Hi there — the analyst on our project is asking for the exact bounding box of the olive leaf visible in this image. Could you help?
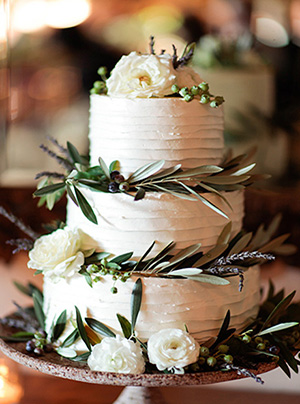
[168,268,203,277]
[185,274,230,285]
[217,222,232,245]
[75,306,91,351]
[256,322,299,337]
[131,278,142,335]
[61,329,80,348]
[98,157,110,180]
[129,160,165,183]
[117,314,132,339]
[73,186,98,225]
[160,243,201,271]
[67,141,83,165]
[110,252,133,265]
[57,347,77,358]
[260,291,296,331]
[33,182,66,197]
[228,232,252,255]
[32,290,45,329]
[193,244,228,267]
[51,310,67,342]
[85,317,116,338]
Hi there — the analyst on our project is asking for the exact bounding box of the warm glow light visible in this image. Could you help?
[45,0,91,29]
[254,17,289,47]
[12,0,47,33]
[291,0,300,45]
[0,361,23,404]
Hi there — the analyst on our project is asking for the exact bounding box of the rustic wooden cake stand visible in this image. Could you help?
[0,323,277,404]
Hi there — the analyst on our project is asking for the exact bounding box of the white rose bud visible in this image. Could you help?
[27,227,84,282]
[88,335,145,374]
[106,51,177,98]
[147,328,200,372]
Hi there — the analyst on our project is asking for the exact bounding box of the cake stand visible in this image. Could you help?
[0,323,278,404]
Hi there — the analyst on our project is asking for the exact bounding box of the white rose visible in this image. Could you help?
[175,66,203,89]
[28,227,83,281]
[147,329,200,372]
[106,51,176,98]
[87,335,145,374]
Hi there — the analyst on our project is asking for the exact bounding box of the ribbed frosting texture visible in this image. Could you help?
[67,190,244,257]
[43,267,260,344]
[89,95,224,177]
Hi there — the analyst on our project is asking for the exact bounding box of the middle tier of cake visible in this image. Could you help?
[67,189,244,257]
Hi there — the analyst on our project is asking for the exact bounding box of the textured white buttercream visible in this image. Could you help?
[43,267,260,345]
[66,190,244,257]
[89,95,224,177]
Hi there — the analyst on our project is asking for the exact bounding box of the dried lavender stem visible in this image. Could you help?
[149,36,155,55]
[46,136,69,157]
[39,144,73,171]
[35,171,65,180]
[224,363,264,384]
[0,206,39,240]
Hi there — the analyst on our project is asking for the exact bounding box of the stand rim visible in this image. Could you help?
[0,333,277,387]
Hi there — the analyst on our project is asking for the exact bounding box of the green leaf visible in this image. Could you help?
[177,182,229,218]
[261,291,296,331]
[85,252,110,265]
[98,157,110,180]
[73,186,98,224]
[67,141,83,164]
[149,164,182,180]
[150,184,198,201]
[32,290,45,329]
[277,357,291,378]
[61,329,80,348]
[85,318,116,338]
[51,310,67,342]
[0,335,33,342]
[210,310,234,350]
[134,188,146,201]
[161,243,201,270]
[256,322,299,337]
[11,331,34,338]
[231,163,256,176]
[185,274,230,285]
[193,244,228,267]
[78,268,93,288]
[133,241,156,272]
[228,232,252,255]
[13,281,32,297]
[71,352,91,362]
[131,278,143,335]
[217,222,232,245]
[202,175,250,185]
[168,268,202,277]
[170,165,223,178]
[259,234,290,253]
[66,184,78,206]
[109,160,120,173]
[129,160,165,183]
[117,314,132,339]
[143,241,174,272]
[57,347,77,358]
[75,306,91,351]
[33,182,66,197]
[110,252,133,265]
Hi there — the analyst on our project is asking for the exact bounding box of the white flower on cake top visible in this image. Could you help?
[106,51,202,98]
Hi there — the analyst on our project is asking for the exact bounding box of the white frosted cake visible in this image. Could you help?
[25,43,281,374]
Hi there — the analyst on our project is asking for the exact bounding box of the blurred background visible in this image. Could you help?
[0,0,300,261]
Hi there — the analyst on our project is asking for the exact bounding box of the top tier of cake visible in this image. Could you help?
[89,95,224,177]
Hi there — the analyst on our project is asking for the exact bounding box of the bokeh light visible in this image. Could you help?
[254,17,289,47]
[45,0,91,29]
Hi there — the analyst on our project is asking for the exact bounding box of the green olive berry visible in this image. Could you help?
[200,346,210,357]
[256,343,266,351]
[210,100,218,108]
[110,286,118,294]
[184,94,193,102]
[198,356,206,365]
[190,85,199,95]
[97,66,107,76]
[200,94,210,104]
[90,88,97,94]
[94,80,105,90]
[199,82,209,92]
[242,334,252,344]
[218,344,229,354]
[171,84,179,93]
[179,87,189,97]
[254,336,264,344]
[207,356,217,367]
[224,354,233,364]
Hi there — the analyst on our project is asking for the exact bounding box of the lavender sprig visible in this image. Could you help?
[39,144,73,171]
[215,251,275,266]
[149,36,155,55]
[223,363,264,384]
[205,265,245,292]
[35,171,65,181]
[0,206,39,240]
[6,238,34,254]
[47,136,69,157]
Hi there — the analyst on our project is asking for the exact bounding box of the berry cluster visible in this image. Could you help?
[172,82,224,107]
[90,67,108,95]
[190,343,233,372]
[25,330,53,356]
[108,170,130,193]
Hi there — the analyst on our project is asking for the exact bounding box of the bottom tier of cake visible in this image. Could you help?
[43,266,260,350]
